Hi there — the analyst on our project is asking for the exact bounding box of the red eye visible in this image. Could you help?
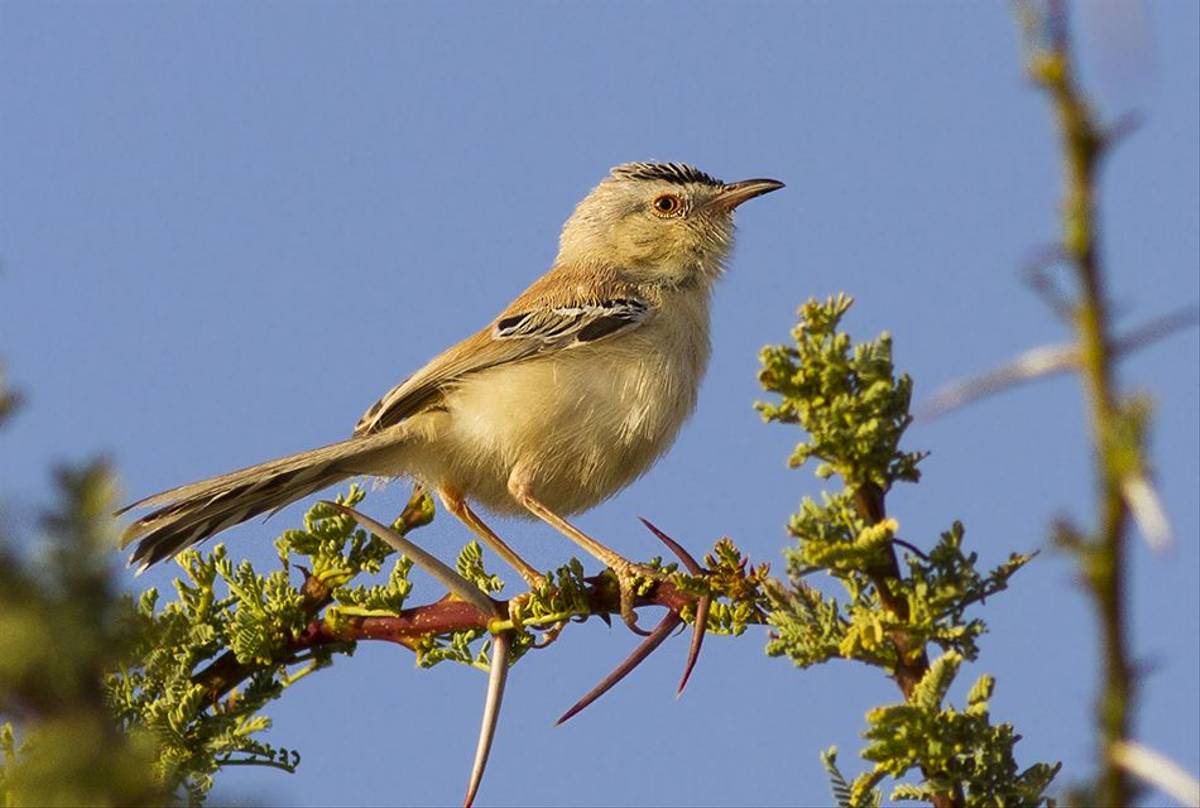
[652,194,682,216]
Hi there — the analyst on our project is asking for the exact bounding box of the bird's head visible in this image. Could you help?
[557,162,784,287]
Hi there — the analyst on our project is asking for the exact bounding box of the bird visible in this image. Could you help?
[119,161,783,624]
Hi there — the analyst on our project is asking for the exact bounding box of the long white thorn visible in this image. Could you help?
[323,502,499,617]
[464,632,511,808]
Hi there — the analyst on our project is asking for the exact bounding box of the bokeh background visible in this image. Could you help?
[2,3,1196,806]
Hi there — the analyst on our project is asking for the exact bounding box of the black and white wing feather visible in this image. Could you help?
[492,298,650,345]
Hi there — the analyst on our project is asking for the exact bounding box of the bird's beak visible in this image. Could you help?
[712,178,785,211]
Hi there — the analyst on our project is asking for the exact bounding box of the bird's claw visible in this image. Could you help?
[610,560,658,637]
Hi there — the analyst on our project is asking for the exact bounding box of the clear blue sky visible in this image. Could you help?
[2,3,1196,806]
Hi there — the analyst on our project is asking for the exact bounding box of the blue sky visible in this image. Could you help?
[2,3,1196,806]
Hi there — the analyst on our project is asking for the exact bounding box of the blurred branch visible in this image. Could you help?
[1110,740,1200,807]
[0,366,20,426]
[1018,0,1145,802]
[1118,473,1172,553]
[916,304,1199,420]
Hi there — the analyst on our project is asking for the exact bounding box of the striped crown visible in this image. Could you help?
[610,161,723,187]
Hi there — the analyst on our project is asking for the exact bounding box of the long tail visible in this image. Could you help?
[118,431,405,572]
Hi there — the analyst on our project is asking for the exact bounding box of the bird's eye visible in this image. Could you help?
[651,194,683,216]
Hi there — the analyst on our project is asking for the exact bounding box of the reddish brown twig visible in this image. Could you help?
[193,564,699,707]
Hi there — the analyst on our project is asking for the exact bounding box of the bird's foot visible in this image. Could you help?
[503,571,553,629]
[607,558,663,636]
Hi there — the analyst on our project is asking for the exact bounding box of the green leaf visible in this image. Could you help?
[911,651,962,712]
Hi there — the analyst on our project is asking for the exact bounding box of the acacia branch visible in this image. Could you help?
[194,572,700,707]
[852,483,959,808]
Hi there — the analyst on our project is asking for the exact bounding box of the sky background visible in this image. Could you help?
[2,3,1197,806]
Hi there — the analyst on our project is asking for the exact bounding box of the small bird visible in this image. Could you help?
[119,161,783,622]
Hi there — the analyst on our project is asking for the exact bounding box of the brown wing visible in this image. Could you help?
[353,264,652,436]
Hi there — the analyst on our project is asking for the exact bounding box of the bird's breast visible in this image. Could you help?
[426,293,713,516]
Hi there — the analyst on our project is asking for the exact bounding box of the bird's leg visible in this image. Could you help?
[508,480,654,634]
[438,487,545,589]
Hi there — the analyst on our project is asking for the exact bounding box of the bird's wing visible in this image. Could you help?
[354,265,652,435]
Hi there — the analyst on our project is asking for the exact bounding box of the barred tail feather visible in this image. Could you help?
[120,432,405,571]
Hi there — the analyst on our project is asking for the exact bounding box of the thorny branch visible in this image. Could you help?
[185,506,751,807]
[1018,1,1139,803]
[192,558,705,708]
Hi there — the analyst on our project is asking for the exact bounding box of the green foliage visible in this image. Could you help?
[412,541,507,670]
[786,492,895,573]
[455,540,507,596]
[758,293,926,488]
[102,485,433,803]
[0,297,1068,807]
[669,538,772,636]
[0,443,774,805]
[1,462,169,807]
[758,296,1058,806]
[769,517,1035,672]
[414,626,490,670]
[507,558,591,633]
[864,652,1061,806]
[822,746,883,808]
[111,546,305,799]
[898,524,1034,663]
